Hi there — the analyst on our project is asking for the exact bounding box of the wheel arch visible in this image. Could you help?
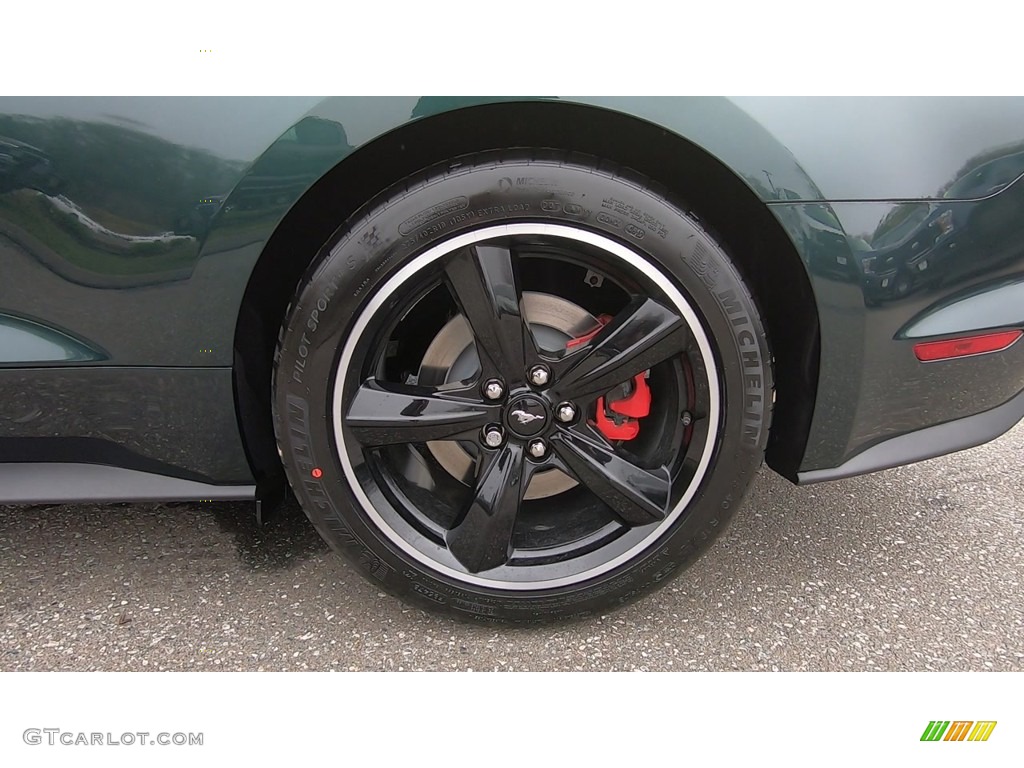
[233,100,819,484]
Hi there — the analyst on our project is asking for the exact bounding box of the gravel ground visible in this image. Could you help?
[1,422,1022,672]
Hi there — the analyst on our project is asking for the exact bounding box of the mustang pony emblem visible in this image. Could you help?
[510,409,544,425]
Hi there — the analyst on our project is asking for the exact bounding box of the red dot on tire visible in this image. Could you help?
[311,467,323,479]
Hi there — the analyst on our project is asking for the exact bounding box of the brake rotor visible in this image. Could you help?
[419,292,598,500]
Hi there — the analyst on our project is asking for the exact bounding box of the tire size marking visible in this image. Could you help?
[447,203,535,229]
[600,197,669,239]
[398,197,469,236]
[399,203,533,250]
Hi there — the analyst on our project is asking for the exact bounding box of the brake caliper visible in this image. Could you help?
[566,316,652,441]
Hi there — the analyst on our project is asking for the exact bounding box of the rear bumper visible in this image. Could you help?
[798,385,1024,483]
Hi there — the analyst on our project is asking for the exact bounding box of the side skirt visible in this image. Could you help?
[0,463,255,504]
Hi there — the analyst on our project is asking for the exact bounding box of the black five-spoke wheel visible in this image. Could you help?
[274,153,771,622]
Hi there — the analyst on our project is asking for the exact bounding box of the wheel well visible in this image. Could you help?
[234,101,819,483]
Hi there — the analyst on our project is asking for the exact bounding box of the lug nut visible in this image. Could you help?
[483,379,504,400]
[482,426,504,448]
[528,439,547,459]
[528,365,550,387]
[556,402,577,423]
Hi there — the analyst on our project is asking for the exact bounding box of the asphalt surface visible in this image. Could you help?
[1,422,1022,672]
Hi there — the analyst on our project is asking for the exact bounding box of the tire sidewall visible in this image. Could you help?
[273,156,771,622]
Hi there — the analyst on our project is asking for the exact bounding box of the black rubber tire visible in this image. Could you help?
[272,151,773,624]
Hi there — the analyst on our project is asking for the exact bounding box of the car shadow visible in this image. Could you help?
[207,494,330,571]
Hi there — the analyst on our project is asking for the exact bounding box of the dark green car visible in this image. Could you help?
[2,97,1022,622]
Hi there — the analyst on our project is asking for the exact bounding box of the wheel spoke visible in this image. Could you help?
[446,442,530,573]
[444,243,537,382]
[550,430,670,526]
[553,298,689,402]
[345,378,497,447]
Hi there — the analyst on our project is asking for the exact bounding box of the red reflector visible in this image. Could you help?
[913,330,1022,362]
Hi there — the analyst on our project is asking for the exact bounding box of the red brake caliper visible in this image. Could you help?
[566,316,652,441]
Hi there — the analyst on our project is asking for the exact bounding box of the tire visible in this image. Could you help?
[272,151,772,623]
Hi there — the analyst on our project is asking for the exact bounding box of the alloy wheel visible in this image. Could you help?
[331,223,721,588]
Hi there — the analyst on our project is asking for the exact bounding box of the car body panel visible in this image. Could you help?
[771,181,1024,470]
[899,277,1024,339]
[1,96,1023,490]
[3,95,1021,368]
[0,366,252,482]
[731,97,1024,201]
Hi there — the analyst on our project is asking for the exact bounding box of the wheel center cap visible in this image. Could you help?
[505,395,548,437]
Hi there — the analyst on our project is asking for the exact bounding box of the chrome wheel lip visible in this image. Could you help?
[332,223,721,590]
